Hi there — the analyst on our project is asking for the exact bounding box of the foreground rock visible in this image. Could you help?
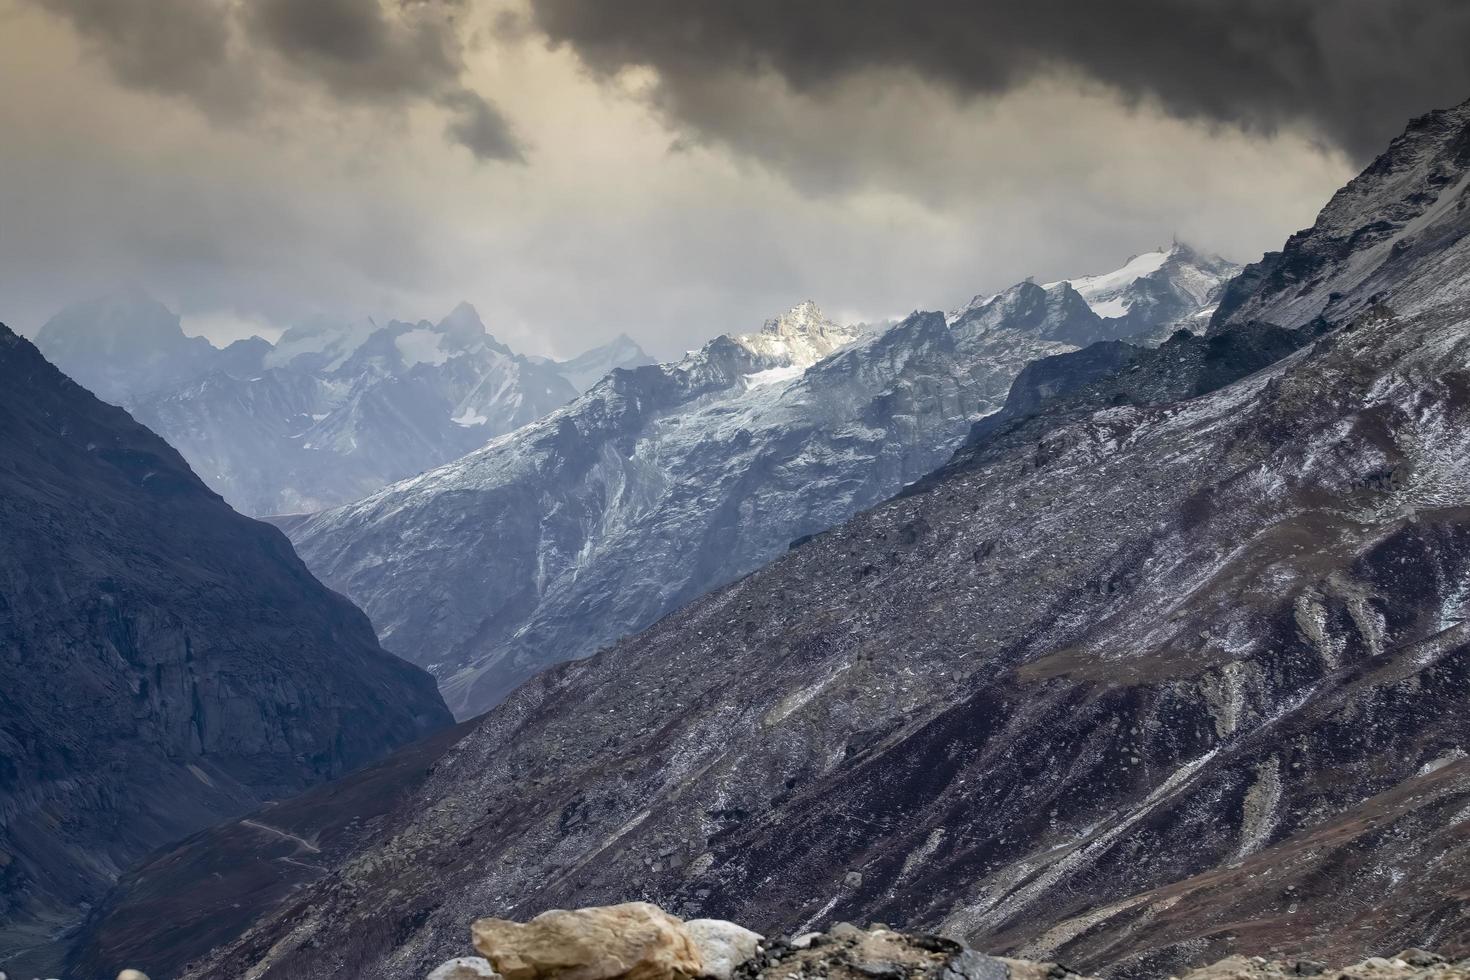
[685,920,764,980]
[471,903,702,980]
[432,914,1470,980]
[429,958,501,980]
[1177,951,1467,980]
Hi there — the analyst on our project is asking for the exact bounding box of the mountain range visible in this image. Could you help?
[287,247,1236,717]
[33,298,653,516]
[75,96,1470,980]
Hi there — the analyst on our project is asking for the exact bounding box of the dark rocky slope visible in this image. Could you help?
[92,99,1470,980]
[0,325,452,976]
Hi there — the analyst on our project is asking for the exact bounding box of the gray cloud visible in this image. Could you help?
[29,0,522,161]
[440,89,525,163]
[246,0,455,101]
[0,0,1359,363]
[527,0,1470,163]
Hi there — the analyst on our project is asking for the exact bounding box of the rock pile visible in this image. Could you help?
[426,905,1470,980]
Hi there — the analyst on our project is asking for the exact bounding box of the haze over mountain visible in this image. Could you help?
[0,324,451,977]
[33,298,650,515]
[81,95,1470,980]
[288,247,1234,717]
[8,4,1470,980]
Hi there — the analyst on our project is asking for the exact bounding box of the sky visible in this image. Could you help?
[2,1,1467,360]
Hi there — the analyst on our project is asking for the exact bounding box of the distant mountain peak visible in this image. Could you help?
[733,301,861,368]
[1037,243,1239,329]
[32,290,214,403]
[552,333,656,393]
[436,301,486,336]
[434,301,510,356]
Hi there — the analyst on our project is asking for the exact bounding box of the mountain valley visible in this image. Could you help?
[58,93,1470,980]
[288,249,1235,717]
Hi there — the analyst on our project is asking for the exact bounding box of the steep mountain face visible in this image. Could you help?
[0,325,451,977]
[1212,103,1470,332]
[156,99,1470,980]
[107,302,581,515]
[287,293,1123,717]
[545,333,656,393]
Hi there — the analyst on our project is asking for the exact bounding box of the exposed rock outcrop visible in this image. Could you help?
[472,903,703,980]
[425,914,1470,980]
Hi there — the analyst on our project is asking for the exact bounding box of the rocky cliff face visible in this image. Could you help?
[285,292,1133,717]
[0,325,452,977]
[144,98,1470,980]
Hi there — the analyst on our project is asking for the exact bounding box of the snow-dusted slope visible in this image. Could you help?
[1214,100,1470,332]
[732,299,862,365]
[101,303,579,515]
[288,296,1117,716]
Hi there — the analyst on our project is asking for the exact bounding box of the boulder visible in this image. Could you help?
[684,919,762,980]
[471,902,702,980]
[429,957,502,980]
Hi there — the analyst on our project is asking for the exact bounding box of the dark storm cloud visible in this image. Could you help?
[526,0,1470,162]
[245,0,458,102]
[30,0,523,162]
[32,0,257,116]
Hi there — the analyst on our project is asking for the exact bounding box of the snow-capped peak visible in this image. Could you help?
[1046,248,1171,314]
[732,301,862,369]
[1042,242,1237,322]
